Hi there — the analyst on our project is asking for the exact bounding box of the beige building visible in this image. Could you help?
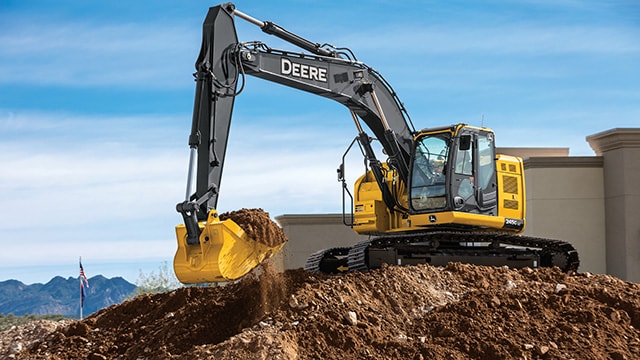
[275,128,640,283]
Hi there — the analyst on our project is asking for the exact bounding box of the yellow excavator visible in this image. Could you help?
[174,3,579,284]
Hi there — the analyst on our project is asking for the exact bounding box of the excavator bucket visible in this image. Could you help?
[174,209,286,284]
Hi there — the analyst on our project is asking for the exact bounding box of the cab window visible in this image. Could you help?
[410,135,449,211]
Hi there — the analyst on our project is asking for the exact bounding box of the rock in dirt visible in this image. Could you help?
[11,262,640,359]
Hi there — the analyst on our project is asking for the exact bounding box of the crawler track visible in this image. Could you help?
[306,231,579,274]
[305,247,350,273]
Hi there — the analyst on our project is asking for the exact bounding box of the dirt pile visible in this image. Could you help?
[10,262,640,359]
[0,319,72,359]
[220,208,287,247]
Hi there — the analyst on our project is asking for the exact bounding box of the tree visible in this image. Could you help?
[134,261,181,295]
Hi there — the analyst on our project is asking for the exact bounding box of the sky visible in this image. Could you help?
[1,0,638,285]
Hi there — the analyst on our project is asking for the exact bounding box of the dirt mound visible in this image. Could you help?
[0,319,72,359]
[13,263,640,359]
[220,208,287,247]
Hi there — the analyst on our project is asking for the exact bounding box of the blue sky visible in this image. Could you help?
[1,0,638,285]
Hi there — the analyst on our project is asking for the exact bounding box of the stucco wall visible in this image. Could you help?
[587,128,640,282]
[523,157,606,274]
[275,214,367,270]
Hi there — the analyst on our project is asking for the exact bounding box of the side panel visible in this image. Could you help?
[496,154,526,228]
[352,170,392,234]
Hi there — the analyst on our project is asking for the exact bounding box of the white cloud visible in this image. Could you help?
[0,109,365,272]
[0,237,174,268]
[0,111,186,230]
[219,148,347,213]
[0,148,185,227]
[0,17,197,88]
[340,24,640,56]
[3,5,637,92]
[214,117,365,215]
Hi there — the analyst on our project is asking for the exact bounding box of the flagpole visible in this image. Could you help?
[79,256,83,320]
[80,276,83,320]
[79,256,89,320]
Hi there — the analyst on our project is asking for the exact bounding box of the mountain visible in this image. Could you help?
[0,275,137,318]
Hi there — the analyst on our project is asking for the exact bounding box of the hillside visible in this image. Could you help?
[8,262,640,359]
[0,275,136,317]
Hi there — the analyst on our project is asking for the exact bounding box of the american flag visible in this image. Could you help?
[80,259,89,307]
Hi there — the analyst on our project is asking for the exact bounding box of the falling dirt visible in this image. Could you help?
[220,208,287,247]
[9,261,640,360]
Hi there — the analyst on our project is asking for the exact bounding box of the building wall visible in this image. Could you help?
[275,214,367,270]
[587,128,640,283]
[522,157,606,274]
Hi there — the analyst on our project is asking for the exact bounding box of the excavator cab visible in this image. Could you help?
[409,125,502,218]
[352,123,526,235]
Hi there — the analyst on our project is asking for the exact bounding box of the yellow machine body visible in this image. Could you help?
[174,210,284,284]
[352,125,527,236]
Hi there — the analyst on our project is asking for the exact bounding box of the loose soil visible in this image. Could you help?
[220,208,287,247]
[8,262,640,359]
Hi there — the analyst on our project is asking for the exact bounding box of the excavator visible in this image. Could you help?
[174,3,579,284]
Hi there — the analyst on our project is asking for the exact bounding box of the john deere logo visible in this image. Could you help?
[281,57,327,82]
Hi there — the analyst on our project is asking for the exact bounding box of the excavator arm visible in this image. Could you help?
[176,5,238,244]
[174,3,417,283]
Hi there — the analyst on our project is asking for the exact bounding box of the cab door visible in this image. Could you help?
[450,130,498,216]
